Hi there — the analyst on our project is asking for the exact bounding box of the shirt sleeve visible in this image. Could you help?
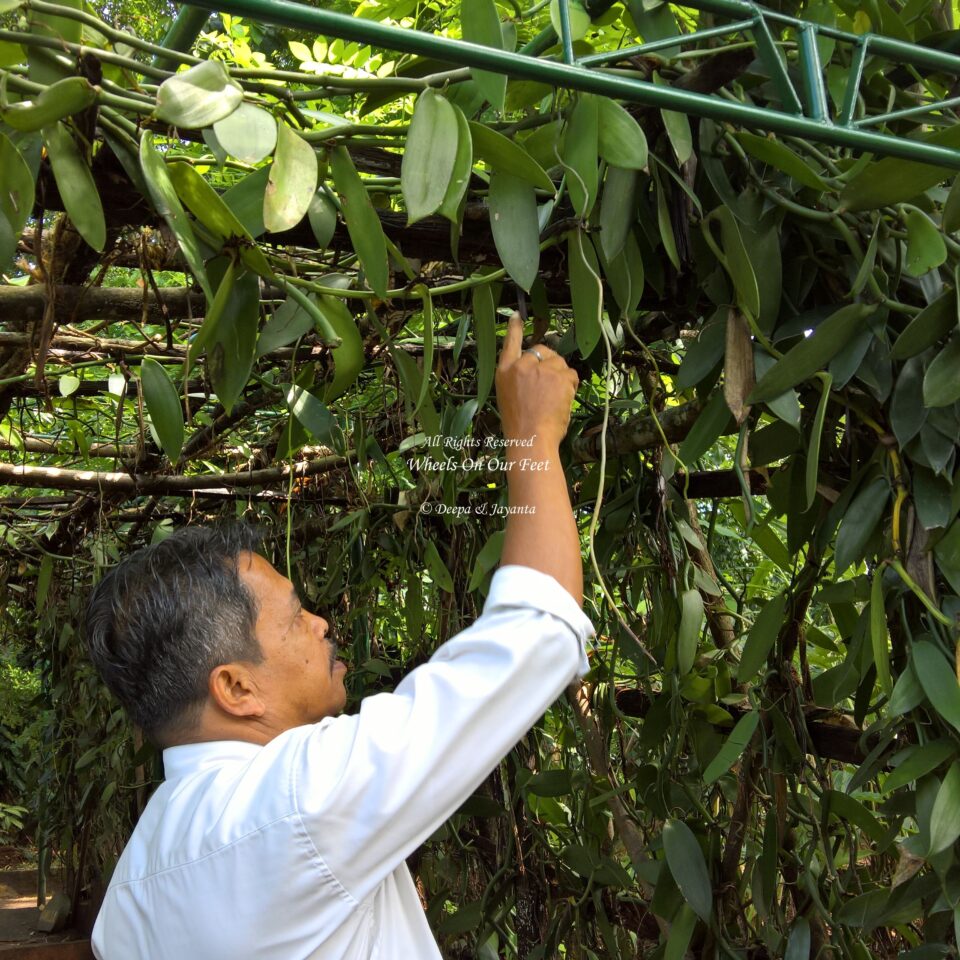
[293,564,595,902]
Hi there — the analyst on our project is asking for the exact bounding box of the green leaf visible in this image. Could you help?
[850,220,880,297]
[749,303,875,402]
[601,232,644,318]
[659,104,692,166]
[320,296,364,401]
[569,229,602,358]
[330,145,389,298]
[221,167,269,238]
[944,174,960,233]
[439,103,473,223]
[58,373,79,397]
[286,384,335,443]
[155,60,243,129]
[424,540,454,592]
[140,132,213,303]
[560,94,599,218]
[891,289,956,360]
[488,170,540,292]
[676,315,725,390]
[822,790,885,843]
[703,710,759,784]
[469,122,554,193]
[166,163,271,277]
[904,209,947,277]
[913,641,960,735]
[804,374,832,509]
[923,333,960,407]
[676,389,733,465]
[784,918,811,960]
[599,166,638,260]
[928,762,960,855]
[461,0,506,112]
[187,257,236,372]
[839,125,960,212]
[212,102,277,165]
[0,129,35,270]
[870,568,891,696]
[597,100,648,171]
[662,820,712,922]
[655,169,680,271]
[753,351,801,429]
[663,905,697,960]
[140,358,183,462]
[264,123,318,233]
[256,296,316,357]
[834,477,890,576]
[413,285,433,416]
[207,266,259,414]
[307,189,338,249]
[737,592,786,683]
[42,121,105,252]
[26,0,82,85]
[549,0,590,40]
[677,588,703,676]
[735,132,829,191]
[708,206,759,318]
[401,89,460,224]
[883,742,956,793]
[914,465,953,530]
[472,282,497,408]
[1,76,96,132]
[891,356,927,447]
[468,529,505,591]
[526,768,573,797]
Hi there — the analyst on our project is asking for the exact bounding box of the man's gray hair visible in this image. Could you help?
[85,524,264,744]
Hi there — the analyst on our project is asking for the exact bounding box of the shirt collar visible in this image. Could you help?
[162,739,263,780]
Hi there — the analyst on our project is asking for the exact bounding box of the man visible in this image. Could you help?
[86,312,593,958]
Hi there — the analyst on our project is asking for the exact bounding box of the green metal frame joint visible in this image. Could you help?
[171,0,960,170]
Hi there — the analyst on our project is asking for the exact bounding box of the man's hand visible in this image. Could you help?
[494,311,583,605]
[495,312,579,450]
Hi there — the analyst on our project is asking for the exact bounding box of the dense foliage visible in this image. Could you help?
[2,0,960,955]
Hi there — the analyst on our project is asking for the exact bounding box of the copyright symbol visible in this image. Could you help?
[419,501,433,515]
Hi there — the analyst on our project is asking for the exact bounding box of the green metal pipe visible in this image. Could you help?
[152,6,211,70]
[856,94,960,128]
[687,0,960,74]
[578,18,757,66]
[557,0,575,64]
[839,36,868,127]
[750,14,803,115]
[173,0,960,169]
[798,23,828,122]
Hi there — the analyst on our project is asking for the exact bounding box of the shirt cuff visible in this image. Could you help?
[483,565,595,677]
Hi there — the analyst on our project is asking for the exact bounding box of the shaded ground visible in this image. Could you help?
[0,867,43,944]
[0,848,85,951]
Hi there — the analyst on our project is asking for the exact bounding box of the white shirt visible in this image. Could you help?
[91,565,594,959]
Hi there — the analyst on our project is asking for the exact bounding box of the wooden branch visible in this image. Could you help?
[0,437,138,457]
[0,453,352,494]
[0,284,206,327]
[571,401,711,462]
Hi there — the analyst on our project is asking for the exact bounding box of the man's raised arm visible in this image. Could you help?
[495,311,583,606]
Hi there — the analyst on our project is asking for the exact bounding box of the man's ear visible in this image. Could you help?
[208,663,265,719]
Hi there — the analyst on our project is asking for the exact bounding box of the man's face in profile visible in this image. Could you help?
[237,552,348,729]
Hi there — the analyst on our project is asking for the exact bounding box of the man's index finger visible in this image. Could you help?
[498,311,524,369]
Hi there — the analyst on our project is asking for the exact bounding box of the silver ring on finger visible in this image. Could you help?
[523,348,543,363]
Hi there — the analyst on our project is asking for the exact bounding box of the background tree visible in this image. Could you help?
[2,0,960,955]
